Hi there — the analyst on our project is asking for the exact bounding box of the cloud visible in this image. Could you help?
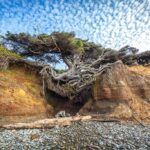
[0,0,150,51]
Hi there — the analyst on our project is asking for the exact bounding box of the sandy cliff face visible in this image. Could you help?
[80,62,150,122]
[0,66,53,125]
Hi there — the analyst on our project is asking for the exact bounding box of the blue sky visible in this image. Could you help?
[0,0,150,52]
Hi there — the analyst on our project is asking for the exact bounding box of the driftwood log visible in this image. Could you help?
[0,116,91,129]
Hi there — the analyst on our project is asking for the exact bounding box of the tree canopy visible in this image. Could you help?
[2,32,110,67]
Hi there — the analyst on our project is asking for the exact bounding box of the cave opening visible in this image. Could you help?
[45,86,92,116]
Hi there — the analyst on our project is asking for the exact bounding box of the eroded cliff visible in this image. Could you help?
[79,62,150,122]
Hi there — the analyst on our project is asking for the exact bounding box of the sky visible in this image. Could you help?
[0,0,150,52]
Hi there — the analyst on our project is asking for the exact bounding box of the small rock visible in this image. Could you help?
[55,110,70,118]
[30,133,40,141]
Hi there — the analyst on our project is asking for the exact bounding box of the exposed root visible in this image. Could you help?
[40,53,117,98]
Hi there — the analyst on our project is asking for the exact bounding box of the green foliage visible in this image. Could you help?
[122,54,137,65]
[83,41,106,60]
[54,69,66,74]
[37,33,49,39]
[4,32,143,66]
[117,45,140,65]
[0,45,21,59]
[50,32,85,56]
[70,38,84,55]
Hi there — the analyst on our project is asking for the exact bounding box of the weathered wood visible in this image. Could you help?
[40,56,116,98]
[0,116,91,129]
[91,119,120,122]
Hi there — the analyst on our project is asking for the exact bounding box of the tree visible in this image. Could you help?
[118,45,139,65]
[137,51,150,65]
[1,32,121,99]
[119,45,139,55]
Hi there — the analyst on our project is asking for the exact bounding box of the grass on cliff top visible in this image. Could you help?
[0,45,22,59]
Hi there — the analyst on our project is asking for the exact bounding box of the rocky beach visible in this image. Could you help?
[0,121,150,150]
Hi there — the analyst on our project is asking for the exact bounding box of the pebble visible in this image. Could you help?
[0,121,149,150]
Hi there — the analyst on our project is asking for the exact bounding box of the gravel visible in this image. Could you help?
[0,121,150,150]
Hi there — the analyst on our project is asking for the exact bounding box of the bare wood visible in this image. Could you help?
[0,116,91,129]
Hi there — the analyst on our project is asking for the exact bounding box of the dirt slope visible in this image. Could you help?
[79,62,150,122]
[0,66,53,125]
[129,64,150,76]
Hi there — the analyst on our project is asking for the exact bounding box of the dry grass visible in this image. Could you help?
[129,65,150,76]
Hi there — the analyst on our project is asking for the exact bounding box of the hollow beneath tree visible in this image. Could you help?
[45,88,89,116]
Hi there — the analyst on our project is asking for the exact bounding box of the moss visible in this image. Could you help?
[0,45,22,59]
